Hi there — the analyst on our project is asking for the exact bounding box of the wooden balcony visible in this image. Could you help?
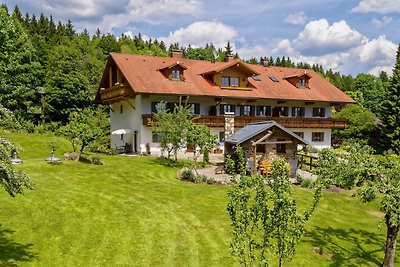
[142,114,348,129]
[100,83,133,104]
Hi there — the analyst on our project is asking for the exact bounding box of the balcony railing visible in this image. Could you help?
[100,83,133,104]
[142,114,347,129]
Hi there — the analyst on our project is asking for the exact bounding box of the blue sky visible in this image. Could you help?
[3,0,400,75]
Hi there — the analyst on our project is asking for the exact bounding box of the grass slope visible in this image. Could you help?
[0,133,397,266]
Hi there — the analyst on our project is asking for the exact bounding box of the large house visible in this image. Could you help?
[95,51,354,154]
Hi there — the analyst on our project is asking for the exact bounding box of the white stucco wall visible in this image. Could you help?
[287,128,332,149]
[110,95,334,154]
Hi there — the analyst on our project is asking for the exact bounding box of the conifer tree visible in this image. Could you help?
[224,41,233,56]
[381,44,400,154]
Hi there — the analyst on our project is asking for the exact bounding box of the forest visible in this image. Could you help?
[0,4,399,153]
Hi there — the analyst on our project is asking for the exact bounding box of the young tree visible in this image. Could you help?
[0,137,32,196]
[316,144,400,267]
[381,44,400,154]
[58,109,102,157]
[186,124,218,169]
[152,101,193,161]
[227,157,322,267]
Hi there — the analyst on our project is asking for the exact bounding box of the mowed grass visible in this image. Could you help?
[0,133,398,266]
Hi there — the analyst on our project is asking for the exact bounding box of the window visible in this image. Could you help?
[292,107,305,117]
[312,132,324,142]
[299,78,306,88]
[171,69,180,80]
[275,106,289,117]
[276,142,286,153]
[221,77,230,86]
[230,77,239,87]
[256,106,271,116]
[152,132,164,143]
[219,104,236,115]
[312,108,326,117]
[221,76,239,87]
[293,132,304,138]
[186,103,200,115]
[256,144,265,153]
[219,131,225,142]
[239,105,255,116]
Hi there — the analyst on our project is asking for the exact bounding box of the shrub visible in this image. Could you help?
[225,155,235,175]
[301,179,314,188]
[180,167,196,182]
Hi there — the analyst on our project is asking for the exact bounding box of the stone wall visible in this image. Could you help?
[230,127,300,176]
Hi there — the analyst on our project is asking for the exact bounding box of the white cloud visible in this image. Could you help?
[292,19,366,56]
[238,19,397,76]
[352,0,400,14]
[284,12,308,25]
[19,0,203,33]
[372,16,393,28]
[159,21,238,49]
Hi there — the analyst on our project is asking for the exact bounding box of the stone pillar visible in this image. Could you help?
[224,112,235,138]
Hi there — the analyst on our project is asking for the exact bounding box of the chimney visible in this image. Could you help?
[171,49,183,58]
[224,55,234,62]
[224,111,235,138]
[260,57,269,67]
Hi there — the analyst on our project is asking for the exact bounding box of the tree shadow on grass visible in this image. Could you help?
[0,225,38,266]
[303,226,384,266]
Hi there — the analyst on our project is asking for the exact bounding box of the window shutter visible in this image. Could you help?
[239,105,244,116]
[250,106,255,116]
[219,105,224,115]
[266,106,271,116]
[291,108,295,117]
[313,108,317,117]
[194,103,200,115]
[151,102,157,113]
[321,108,325,117]
[231,105,236,114]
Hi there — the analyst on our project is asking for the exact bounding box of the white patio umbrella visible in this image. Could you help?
[111,129,132,147]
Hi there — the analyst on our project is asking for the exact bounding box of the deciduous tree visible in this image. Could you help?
[316,144,400,267]
[152,101,193,161]
[0,137,32,196]
[227,157,322,267]
[186,124,218,168]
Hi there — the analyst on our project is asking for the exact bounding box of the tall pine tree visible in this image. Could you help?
[381,44,400,154]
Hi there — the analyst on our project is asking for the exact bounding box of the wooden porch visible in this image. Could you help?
[142,114,348,129]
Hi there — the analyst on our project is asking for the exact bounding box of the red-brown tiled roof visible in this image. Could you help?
[98,53,355,104]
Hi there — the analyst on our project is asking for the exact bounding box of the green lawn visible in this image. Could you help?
[0,133,397,266]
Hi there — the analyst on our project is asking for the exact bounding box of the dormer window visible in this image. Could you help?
[158,62,187,81]
[299,78,306,88]
[172,69,180,81]
[284,73,311,88]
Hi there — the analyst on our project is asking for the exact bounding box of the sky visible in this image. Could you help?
[2,0,400,76]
